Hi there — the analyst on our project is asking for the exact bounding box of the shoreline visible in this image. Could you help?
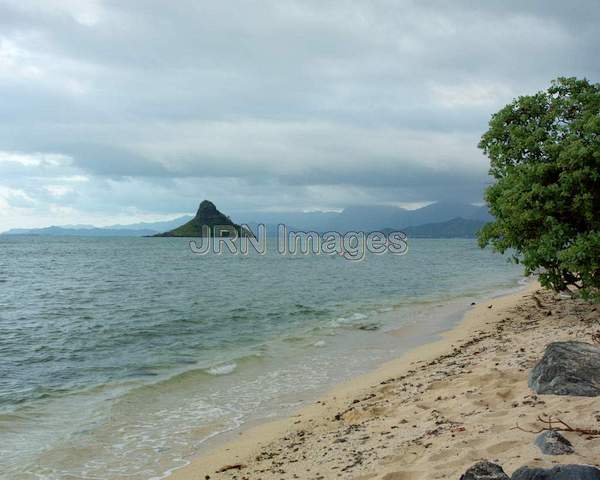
[168,278,600,479]
[185,280,526,455]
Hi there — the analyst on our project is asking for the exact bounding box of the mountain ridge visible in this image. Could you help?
[1,201,492,237]
[395,217,486,238]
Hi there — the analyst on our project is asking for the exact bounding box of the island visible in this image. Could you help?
[153,200,252,237]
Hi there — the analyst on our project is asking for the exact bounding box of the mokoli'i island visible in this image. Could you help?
[1,2,599,480]
[152,200,253,237]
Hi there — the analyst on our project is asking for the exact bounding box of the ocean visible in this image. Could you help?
[0,236,524,479]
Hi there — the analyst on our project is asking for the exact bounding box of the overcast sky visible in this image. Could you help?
[0,0,598,229]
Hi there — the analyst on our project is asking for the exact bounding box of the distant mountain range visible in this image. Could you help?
[1,226,159,237]
[103,216,194,232]
[1,202,491,238]
[1,216,194,236]
[393,217,486,238]
[239,202,491,232]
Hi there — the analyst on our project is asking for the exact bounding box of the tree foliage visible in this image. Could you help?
[478,77,600,299]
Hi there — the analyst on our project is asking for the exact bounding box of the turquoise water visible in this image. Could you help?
[0,237,523,479]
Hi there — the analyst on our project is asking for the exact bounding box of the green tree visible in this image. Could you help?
[478,77,600,299]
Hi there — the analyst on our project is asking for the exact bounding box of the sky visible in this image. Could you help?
[1,0,599,229]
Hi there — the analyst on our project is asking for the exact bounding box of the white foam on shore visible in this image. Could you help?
[206,363,237,376]
[330,312,369,327]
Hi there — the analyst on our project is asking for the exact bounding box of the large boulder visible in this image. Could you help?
[529,341,600,396]
[460,461,510,480]
[534,430,574,455]
[512,464,600,480]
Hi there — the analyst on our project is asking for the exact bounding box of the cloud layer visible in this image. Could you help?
[1,0,599,228]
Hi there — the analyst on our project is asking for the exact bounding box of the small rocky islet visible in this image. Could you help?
[153,200,252,237]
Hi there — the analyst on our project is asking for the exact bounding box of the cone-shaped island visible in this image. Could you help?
[153,200,251,237]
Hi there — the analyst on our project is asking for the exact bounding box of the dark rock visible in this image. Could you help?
[460,461,510,480]
[512,464,600,480]
[534,430,574,455]
[529,341,600,396]
[357,323,380,331]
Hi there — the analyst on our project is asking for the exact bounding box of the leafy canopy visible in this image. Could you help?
[478,77,600,299]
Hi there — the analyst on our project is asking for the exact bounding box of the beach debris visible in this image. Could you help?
[534,430,574,455]
[459,460,510,480]
[511,464,600,480]
[341,452,363,472]
[532,295,544,309]
[592,330,600,345]
[514,414,600,437]
[357,323,380,331]
[215,463,246,473]
[529,341,600,396]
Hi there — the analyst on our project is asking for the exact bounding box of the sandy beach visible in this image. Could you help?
[171,281,600,480]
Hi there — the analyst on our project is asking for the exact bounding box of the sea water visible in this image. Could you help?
[0,236,524,479]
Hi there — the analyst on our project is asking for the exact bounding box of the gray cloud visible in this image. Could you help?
[0,0,599,228]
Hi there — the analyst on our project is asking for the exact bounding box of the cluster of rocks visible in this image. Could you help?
[461,340,600,479]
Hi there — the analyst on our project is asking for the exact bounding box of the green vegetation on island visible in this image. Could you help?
[154,200,252,237]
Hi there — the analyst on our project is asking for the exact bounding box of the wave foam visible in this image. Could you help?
[329,312,369,327]
[206,363,237,376]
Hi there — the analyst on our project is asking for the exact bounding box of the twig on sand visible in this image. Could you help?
[216,463,246,473]
[514,414,600,436]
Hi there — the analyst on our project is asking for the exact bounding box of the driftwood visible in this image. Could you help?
[532,295,544,309]
[514,414,600,437]
[216,463,246,473]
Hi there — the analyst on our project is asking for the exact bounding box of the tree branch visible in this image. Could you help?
[513,414,600,436]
